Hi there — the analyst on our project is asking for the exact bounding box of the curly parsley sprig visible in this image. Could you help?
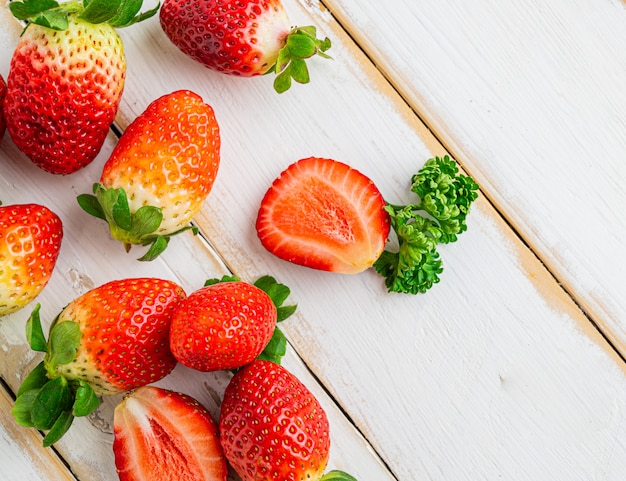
[373,155,480,294]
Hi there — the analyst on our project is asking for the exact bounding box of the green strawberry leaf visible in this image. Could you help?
[79,0,122,24]
[288,58,310,84]
[42,410,74,447]
[204,275,240,287]
[256,327,287,365]
[130,205,163,238]
[31,377,73,431]
[12,389,40,427]
[320,471,358,481]
[17,361,49,397]
[26,304,47,353]
[9,0,59,20]
[287,33,318,58]
[109,0,160,28]
[137,235,169,262]
[46,321,81,369]
[253,276,297,322]
[111,190,133,232]
[274,69,293,94]
[77,193,106,220]
[72,380,100,417]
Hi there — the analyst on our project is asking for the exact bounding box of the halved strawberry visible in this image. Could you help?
[256,155,480,294]
[0,203,63,316]
[256,157,390,275]
[219,360,356,481]
[169,275,296,372]
[114,386,228,481]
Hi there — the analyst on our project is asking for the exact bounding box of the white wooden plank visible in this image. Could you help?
[324,0,626,355]
[111,1,626,479]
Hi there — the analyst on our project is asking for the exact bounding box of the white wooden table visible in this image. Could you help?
[2,1,626,479]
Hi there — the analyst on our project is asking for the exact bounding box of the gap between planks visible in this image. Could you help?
[316,0,626,368]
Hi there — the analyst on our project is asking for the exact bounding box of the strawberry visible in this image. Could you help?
[12,277,185,446]
[169,275,296,372]
[257,156,480,294]
[256,157,390,275]
[219,360,356,481]
[4,0,159,175]
[159,0,332,93]
[0,74,6,141]
[77,90,221,261]
[0,203,63,317]
[113,386,228,481]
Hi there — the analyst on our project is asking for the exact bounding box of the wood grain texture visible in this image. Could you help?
[2,1,626,481]
[324,0,626,355]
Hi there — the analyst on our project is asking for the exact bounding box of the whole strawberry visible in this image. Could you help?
[77,90,221,261]
[0,203,63,317]
[4,0,159,174]
[11,277,185,446]
[170,275,295,372]
[0,74,6,141]
[114,386,228,481]
[219,360,357,481]
[159,0,332,93]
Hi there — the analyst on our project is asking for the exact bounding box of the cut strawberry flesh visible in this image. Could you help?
[256,157,390,274]
[113,386,227,481]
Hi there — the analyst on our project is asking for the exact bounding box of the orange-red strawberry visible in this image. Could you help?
[159,0,332,93]
[12,278,185,446]
[256,157,390,275]
[0,203,63,317]
[169,275,296,372]
[219,360,356,481]
[78,90,221,261]
[113,386,228,481]
[4,0,159,174]
[0,74,6,141]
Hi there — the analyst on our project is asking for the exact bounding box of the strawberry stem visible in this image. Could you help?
[319,471,358,481]
[271,25,332,93]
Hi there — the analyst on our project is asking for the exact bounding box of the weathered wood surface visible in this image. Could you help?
[2,1,626,480]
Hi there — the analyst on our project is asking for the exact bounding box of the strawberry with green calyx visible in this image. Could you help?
[256,155,479,294]
[0,202,63,317]
[219,360,357,481]
[113,386,228,481]
[159,0,332,93]
[169,275,295,372]
[77,90,221,261]
[12,278,185,446]
[4,0,159,174]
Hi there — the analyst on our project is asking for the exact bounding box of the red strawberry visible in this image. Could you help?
[219,360,356,481]
[12,277,185,446]
[159,0,332,93]
[77,90,221,261]
[113,386,228,481]
[256,157,390,275]
[4,1,158,174]
[0,203,63,317]
[0,74,6,141]
[169,275,296,372]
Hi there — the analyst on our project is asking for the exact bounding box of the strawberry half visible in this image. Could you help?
[170,275,296,372]
[159,0,332,93]
[256,157,390,274]
[113,386,228,481]
[219,360,356,481]
[77,90,221,261]
[4,0,159,174]
[257,156,480,294]
[0,203,63,317]
[0,74,6,141]
[12,278,185,446]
